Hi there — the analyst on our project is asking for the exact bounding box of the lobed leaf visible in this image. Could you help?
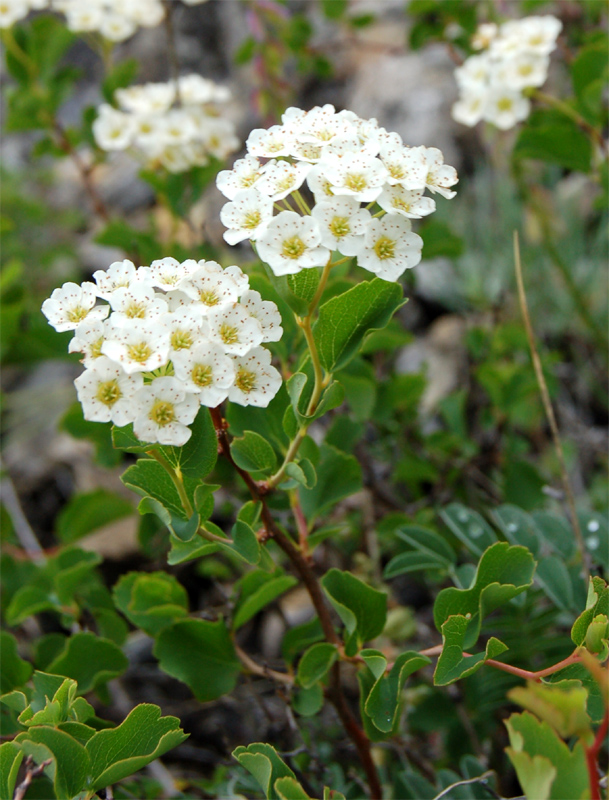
[321,569,387,655]
[440,503,497,556]
[233,742,296,800]
[297,643,338,689]
[113,572,189,636]
[434,615,508,686]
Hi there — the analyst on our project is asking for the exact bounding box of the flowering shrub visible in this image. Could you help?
[1,2,607,799]
[452,15,562,129]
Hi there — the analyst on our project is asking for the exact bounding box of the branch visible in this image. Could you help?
[234,641,294,687]
[585,707,609,800]
[13,756,53,800]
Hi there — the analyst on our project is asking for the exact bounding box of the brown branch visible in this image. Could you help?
[210,405,382,798]
[585,707,608,800]
[234,641,295,686]
[13,756,53,800]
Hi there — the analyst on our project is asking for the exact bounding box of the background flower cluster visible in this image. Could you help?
[42,258,283,445]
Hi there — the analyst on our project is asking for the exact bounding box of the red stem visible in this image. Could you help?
[585,708,608,800]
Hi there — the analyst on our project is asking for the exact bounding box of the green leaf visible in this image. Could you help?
[122,458,195,520]
[321,0,348,19]
[56,489,133,544]
[571,41,608,124]
[544,664,605,723]
[232,742,296,800]
[113,572,189,636]
[440,503,497,557]
[101,57,138,103]
[291,683,324,717]
[505,711,588,800]
[297,643,338,689]
[579,510,609,570]
[536,556,575,612]
[571,576,609,647]
[233,572,298,631]
[383,551,448,578]
[0,742,24,800]
[6,585,57,625]
[508,681,592,740]
[87,704,187,790]
[228,519,261,565]
[61,402,121,468]
[395,525,456,565]
[282,459,317,489]
[419,219,464,259]
[530,512,576,560]
[492,504,541,556]
[287,268,320,305]
[286,372,344,427]
[230,430,277,474]
[45,633,128,693]
[154,619,241,702]
[433,615,508,686]
[514,109,593,173]
[16,725,91,800]
[275,776,311,800]
[281,618,324,665]
[363,650,431,733]
[299,444,362,521]
[321,569,387,654]
[0,631,32,693]
[314,278,404,371]
[433,542,536,649]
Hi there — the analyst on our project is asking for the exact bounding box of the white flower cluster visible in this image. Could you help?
[0,0,209,39]
[217,105,458,283]
[452,15,562,130]
[93,75,238,173]
[42,258,283,446]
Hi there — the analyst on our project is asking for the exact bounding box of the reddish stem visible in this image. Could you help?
[585,708,609,800]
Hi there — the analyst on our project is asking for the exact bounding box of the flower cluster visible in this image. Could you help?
[0,0,209,39]
[93,75,238,173]
[42,258,283,446]
[217,105,458,283]
[452,15,562,130]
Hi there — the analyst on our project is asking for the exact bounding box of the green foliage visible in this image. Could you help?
[233,742,296,800]
[231,430,278,475]
[56,489,133,544]
[154,619,241,702]
[233,571,298,630]
[298,444,362,521]
[514,109,593,173]
[296,643,338,688]
[321,569,387,655]
[434,615,508,686]
[113,572,189,636]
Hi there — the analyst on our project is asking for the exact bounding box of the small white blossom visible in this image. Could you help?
[324,152,388,202]
[92,259,139,299]
[484,87,531,130]
[172,343,235,406]
[355,216,423,282]
[178,264,242,311]
[206,304,264,356]
[255,159,312,201]
[311,196,372,255]
[238,290,283,343]
[101,319,170,374]
[93,105,137,151]
[216,156,265,200]
[133,376,199,446]
[68,319,108,367]
[379,136,428,191]
[228,347,282,408]
[220,189,274,245]
[148,257,199,291]
[75,357,143,426]
[247,125,295,159]
[160,308,205,356]
[42,282,109,333]
[378,185,436,219]
[108,283,168,324]
[256,211,330,277]
[424,148,458,199]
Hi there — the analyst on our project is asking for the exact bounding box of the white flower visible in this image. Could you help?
[496,52,551,90]
[108,284,168,324]
[424,148,458,199]
[484,86,530,130]
[148,257,199,291]
[74,357,143,426]
[255,159,312,201]
[199,118,240,161]
[256,211,330,277]
[246,125,295,158]
[64,5,103,31]
[216,156,265,200]
[93,105,137,151]
[355,216,423,282]
[223,265,250,294]
[377,185,436,219]
[220,189,274,245]
[101,319,170,374]
[160,308,205,355]
[472,22,498,50]
[495,15,562,57]
[0,0,29,28]
[133,376,199,446]
[379,139,429,191]
[206,304,264,356]
[116,82,175,115]
[99,11,137,41]
[92,259,139,299]
[68,319,108,367]
[177,74,225,104]
[323,152,388,202]
[452,87,488,127]
[306,166,336,203]
[42,282,109,332]
[311,196,372,255]
[228,347,282,408]
[238,290,283,343]
[454,53,492,91]
[178,264,242,311]
[172,343,235,406]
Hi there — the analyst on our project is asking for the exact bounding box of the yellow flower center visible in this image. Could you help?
[192,364,213,387]
[392,196,411,213]
[125,302,147,319]
[199,289,219,306]
[497,97,514,112]
[96,379,121,407]
[518,64,533,76]
[345,173,367,192]
[389,164,406,180]
[219,323,239,345]
[127,342,152,363]
[235,368,257,394]
[277,175,296,192]
[374,236,396,260]
[329,216,350,238]
[240,173,259,188]
[66,306,88,323]
[243,211,261,230]
[90,337,104,358]
[171,330,194,350]
[149,400,175,427]
[281,236,306,259]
